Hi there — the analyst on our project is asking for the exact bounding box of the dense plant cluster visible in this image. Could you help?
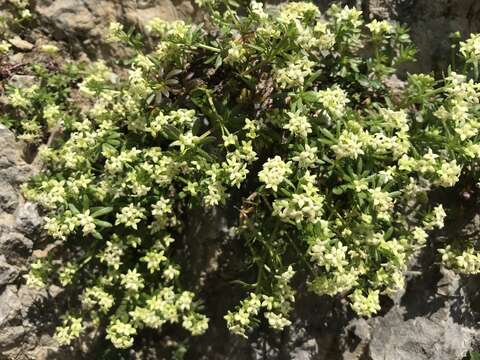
[2,0,480,353]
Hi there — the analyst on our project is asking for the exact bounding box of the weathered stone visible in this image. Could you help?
[0,231,33,258]
[367,309,474,360]
[0,181,18,214]
[360,0,480,73]
[0,326,26,352]
[35,0,181,57]
[0,285,22,328]
[8,75,37,89]
[15,202,42,237]
[0,255,19,287]
[8,36,35,51]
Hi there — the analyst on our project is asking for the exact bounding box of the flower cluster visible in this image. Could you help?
[6,0,480,353]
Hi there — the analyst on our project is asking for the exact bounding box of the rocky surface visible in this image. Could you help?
[34,0,195,58]
[326,0,480,73]
[0,124,61,360]
[365,0,480,73]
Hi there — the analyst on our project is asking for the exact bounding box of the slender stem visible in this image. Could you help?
[197,43,221,53]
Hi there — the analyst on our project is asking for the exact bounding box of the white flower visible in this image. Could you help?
[250,0,268,20]
[310,241,348,271]
[106,319,137,349]
[115,204,145,229]
[423,204,447,230]
[141,250,167,273]
[182,313,209,335]
[225,41,247,64]
[369,187,394,215]
[292,144,318,168]
[77,210,96,235]
[106,22,125,42]
[275,57,314,89]
[366,19,393,35]
[171,131,201,153]
[82,286,115,312]
[283,111,312,138]
[0,40,11,54]
[460,33,480,63]
[412,227,428,245]
[278,2,320,24]
[332,130,364,159]
[349,289,381,317]
[54,316,84,346]
[436,160,461,187]
[120,268,144,292]
[258,156,292,192]
[316,86,350,118]
[265,312,291,330]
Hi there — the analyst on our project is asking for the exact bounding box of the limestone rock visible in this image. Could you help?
[8,36,34,51]
[15,202,42,237]
[34,0,182,57]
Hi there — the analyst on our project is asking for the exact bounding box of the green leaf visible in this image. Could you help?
[68,203,80,215]
[332,186,344,195]
[94,219,113,228]
[470,352,480,360]
[214,55,223,69]
[92,231,103,240]
[82,196,90,211]
[302,91,319,103]
[319,128,336,140]
[91,207,114,218]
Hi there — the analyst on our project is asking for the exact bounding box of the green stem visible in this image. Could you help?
[196,43,221,53]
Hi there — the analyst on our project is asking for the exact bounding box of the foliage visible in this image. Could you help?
[2,0,480,352]
[470,351,480,360]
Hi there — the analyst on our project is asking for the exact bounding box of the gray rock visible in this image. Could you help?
[368,310,474,360]
[9,75,37,89]
[291,338,319,360]
[357,0,480,73]
[0,125,22,166]
[0,181,18,214]
[15,202,42,236]
[8,36,35,51]
[35,0,183,57]
[0,285,22,328]
[0,255,19,287]
[0,231,33,258]
[0,326,26,351]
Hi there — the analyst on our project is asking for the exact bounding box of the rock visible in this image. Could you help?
[15,202,42,236]
[0,325,27,351]
[0,126,60,359]
[0,181,18,214]
[358,0,480,73]
[0,285,22,328]
[0,231,33,259]
[8,75,37,89]
[35,0,182,58]
[367,308,474,360]
[0,255,19,287]
[123,0,179,26]
[8,36,35,51]
[0,125,22,166]
[290,338,319,360]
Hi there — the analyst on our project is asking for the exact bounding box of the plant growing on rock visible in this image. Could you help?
[3,0,480,353]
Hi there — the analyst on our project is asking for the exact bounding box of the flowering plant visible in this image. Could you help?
[3,0,480,354]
